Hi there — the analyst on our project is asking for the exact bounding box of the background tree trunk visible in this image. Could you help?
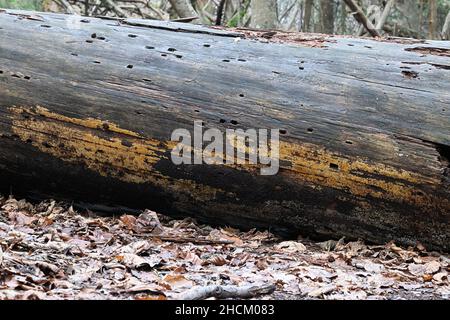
[442,10,450,40]
[168,0,197,18]
[250,0,278,29]
[320,0,335,34]
[429,0,437,39]
[375,0,395,32]
[338,0,348,34]
[303,0,313,32]
[395,0,421,37]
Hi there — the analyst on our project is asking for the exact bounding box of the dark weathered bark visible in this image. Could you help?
[0,10,449,250]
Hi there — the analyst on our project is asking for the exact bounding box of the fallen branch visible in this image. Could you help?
[176,284,276,300]
[343,0,381,37]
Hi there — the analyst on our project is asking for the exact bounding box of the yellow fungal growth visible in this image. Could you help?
[32,106,142,138]
[279,141,448,210]
[9,106,223,202]
[7,106,449,212]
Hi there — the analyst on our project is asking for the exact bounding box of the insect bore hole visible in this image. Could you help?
[329,163,339,170]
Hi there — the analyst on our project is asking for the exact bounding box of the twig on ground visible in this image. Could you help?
[177,284,276,300]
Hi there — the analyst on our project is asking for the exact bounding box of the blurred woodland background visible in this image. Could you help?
[0,0,449,39]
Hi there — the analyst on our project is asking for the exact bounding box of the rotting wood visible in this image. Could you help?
[0,10,449,250]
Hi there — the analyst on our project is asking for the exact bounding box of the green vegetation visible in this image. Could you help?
[0,0,42,10]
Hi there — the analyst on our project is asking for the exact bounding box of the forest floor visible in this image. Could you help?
[0,195,449,300]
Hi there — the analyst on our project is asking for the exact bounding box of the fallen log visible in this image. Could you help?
[0,10,449,250]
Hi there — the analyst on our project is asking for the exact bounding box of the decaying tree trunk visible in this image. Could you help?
[0,10,449,250]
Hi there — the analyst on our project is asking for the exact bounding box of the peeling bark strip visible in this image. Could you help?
[0,10,449,250]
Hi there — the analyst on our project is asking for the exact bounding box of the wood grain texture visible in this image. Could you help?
[0,10,449,250]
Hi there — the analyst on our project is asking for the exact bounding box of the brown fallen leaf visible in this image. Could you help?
[135,210,164,234]
[183,251,203,266]
[424,260,441,274]
[210,255,227,266]
[308,285,336,298]
[363,261,385,273]
[163,274,194,290]
[416,242,426,252]
[125,284,166,296]
[8,211,36,226]
[231,252,251,266]
[408,263,427,276]
[433,272,448,282]
[386,241,417,261]
[423,274,433,282]
[38,217,54,227]
[256,259,268,270]
[135,294,167,300]
[21,290,46,300]
[120,215,137,230]
[275,241,306,253]
[343,240,366,257]
[210,229,243,246]
[116,253,160,270]
[35,261,60,276]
